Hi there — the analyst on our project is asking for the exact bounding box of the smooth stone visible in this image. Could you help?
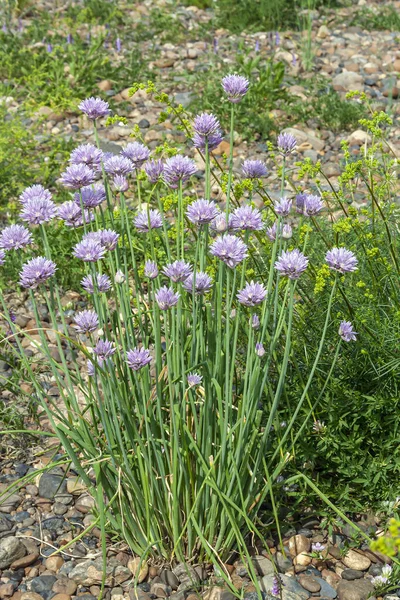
[261,575,310,600]
[68,558,131,586]
[38,474,67,500]
[313,578,337,599]
[337,580,374,600]
[128,558,149,583]
[51,579,77,595]
[294,553,312,567]
[11,552,39,569]
[0,516,12,534]
[30,576,57,594]
[160,570,179,589]
[341,570,364,581]
[0,494,22,513]
[274,552,293,573]
[253,555,275,577]
[342,550,371,571]
[0,537,26,570]
[298,576,321,593]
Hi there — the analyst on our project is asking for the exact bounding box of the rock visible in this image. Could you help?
[68,558,131,586]
[288,535,311,556]
[342,550,371,571]
[20,594,44,600]
[97,80,113,92]
[160,570,179,589]
[281,127,308,145]
[337,580,374,600]
[253,555,275,576]
[294,553,312,567]
[0,537,26,570]
[75,495,95,514]
[347,130,371,146]
[0,515,12,536]
[298,576,321,593]
[172,563,200,587]
[51,595,71,600]
[0,494,22,513]
[11,552,39,569]
[30,576,57,599]
[38,473,67,499]
[203,588,236,600]
[150,582,169,598]
[261,575,310,600]
[52,578,77,595]
[341,569,364,581]
[317,25,330,39]
[138,119,150,129]
[0,584,15,598]
[314,578,337,598]
[274,552,293,573]
[128,557,149,583]
[129,588,152,600]
[45,556,64,572]
[332,72,364,92]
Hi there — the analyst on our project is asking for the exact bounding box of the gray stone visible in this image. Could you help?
[261,575,310,600]
[337,579,374,600]
[314,577,337,598]
[273,552,293,573]
[253,555,275,577]
[30,575,57,598]
[38,473,67,499]
[0,515,12,534]
[0,537,26,570]
[332,72,364,92]
[68,558,131,586]
[341,569,364,580]
[172,562,200,586]
[160,569,179,589]
[0,494,22,513]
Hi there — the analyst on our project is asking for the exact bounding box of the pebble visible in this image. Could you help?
[253,555,275,577]
[288,535,311,557]
[298,576,321,593]
[336,580,374,600]
[10,553,39,570]
[342,550,371,571]
[341,569,364,581]
[0,538,26,570]
[128,558,149,583]
[38,473,67,500]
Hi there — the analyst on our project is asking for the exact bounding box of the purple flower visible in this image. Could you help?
[277,132,297,155]
[296,193,308,214]
[274,197,292,216]
[93,339,116,361]
[0,225,32,250]
[104,155,133,177]
[88,358,104,376]
[79,97,111,120]
[231,206,263,231]
[81,273,112,293]
[187,372,202,387]
[237,281,267,306]
[303,194,323,216]
[19,256,56,288]
[163,155,197,188]
[255,40,260,53]
[155,286,180,310]
[275,32,280,46]
[46,43,53,53]
[312,542,325,553]
[126,347,152,371]
[282,224,293,239]
[66,33,73,44]
[325,247,358,273]
[213,37,218,53]
[122,142,151,169]
[186,199,220,226]
[70,144,103,170]
[0,250,6,266]
[242,159,267,179]
[20,196,57,225]
[19,184,52,205]
[144,159,164,184]
[99,229,119,251]
[73,238,105,262]
[74,310,99,334]
[112,175,129,192]
[210,213,234,233]
[182,271,213,294]
[221,74,249,103]
[116,37,122,52]
[255,342,265,357]
[252,314,260,329]
[144,260,159,279]
[266,222,278,241]
[192,113,223,150]
[134,209,163,232]
[275,249,309,279]
[163,260,192,283]
[58,201,93,227]
[210,235,248,268]
[338,321,357,342]
[75,183,106,209]
[271,575,281,597]
[60,164,96,189]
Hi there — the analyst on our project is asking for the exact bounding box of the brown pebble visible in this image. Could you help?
[9,594,21,600]
[298,576,321,593]
[45,556,64,572]
[51,595,71,600]
[11,553,39,570]
[148,566,158,578]
[52,579,77,596]
[0,584,15,598]
[20,594,44,600]
[223,564,235,575]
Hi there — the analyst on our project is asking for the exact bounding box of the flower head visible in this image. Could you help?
[186,199,220,226]
[20,196,57,225]
[94,339,116,361]
[163,260,192,283]
[19,184,52,205]
[241,159,267,179]
[126,347,152,371]
[19,257,56,289]
[210,213,234,233]
[144,260,159,279]
[274,197,292,217]
[282,224,293,239]
[73,238,105,262]
[231,206,263,231]
[192,113,223,150]
[266,222,278,242]
[81,273,112,293]
[122,142,150,169]
[182,272,213,295]
[74,310,99,334]
[313,420,326,434]
[271,575,281,597]
[79,97,111,120]
[75,183,106,208]
[255,342,265,357]
[87,358,104,376]
[187,372,202,387]
[58,201,94,227]
[155,286,180,310]
[134,209,163,232]
[325,247,358,273]
[252,314,260,329]
[237,281,267,306]
[70,144,103,170]
[221,74,249,103]
[115,269,125,284]
[104,155,133,177]
[295,193,307,214]
[0,225,32,250]
[275,249,309,279]
[0,250,6,266]
[210,235,248,268]
[99,229,119,251]
[144,159,164,184]
[60,164,96,189]
[163,155,197,188]
[339,321,357,342]
[311,542,325,553]
[277,132,297,155]
[112,175,129,192]
[303,194,324,216]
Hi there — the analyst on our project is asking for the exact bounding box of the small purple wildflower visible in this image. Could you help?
[0,250,5,266]
[242,159,267,179]
[325,247,358,273]
[144,159,164,184]
[73,238,105,262]
[81,273,112,293]
[20,184,52,205]
[0,225,32,250]
[291,52,297,67]
[46,43,53,53]
[255,39,260,53]
[94,339,116,361]
[271,574,281,597]
[295,193,308,214]
[312,542,326,553]
[19,257,56,288]
[210,213,234,233]
[237,281,267,306]
[87,358,104,376]
[155,286,180,310]
[116,37,122,52]
[339,321,357,342]
[58,201,94,227]
[303,194,324,216]
[221,74,249,103]
[79,97,111,120]
[187,372,202,387]
[163,155,197,188]
[275,32,280,46]
[252,314,260,329]
[112,175,129,192]
[266,222,278,242]
[60,164,96,189]
[104,155,133,177]
[70,144,103,170]
[277,132,297,155]
[231,205,263,231]
[163,260,192,283]
[182,271,213,294]
[213,37,218,54]
[275,249,309,279]
[66,33,73,44]
[126,347,152,371]
[282,224,293,239]
[134,209,163,232]
[255,342,265,357]
[210,235,248,268]
[144,260,159,279]
[74,310,99,334]
[74,183,106,208]
[186,199,220,226]
[122,142,150,169]
[192,113,223,151]
[99,229,119,251]
[20,196,57,225]
[274,197,292,217]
